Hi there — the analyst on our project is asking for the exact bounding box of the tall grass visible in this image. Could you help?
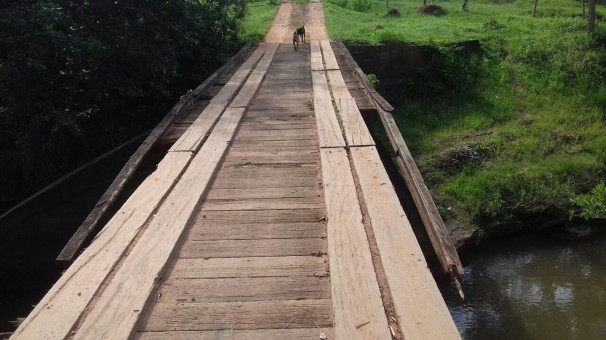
[241,0,279,43]
[324,0,606,233]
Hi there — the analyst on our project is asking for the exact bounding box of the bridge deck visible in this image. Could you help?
[11,41,459,340]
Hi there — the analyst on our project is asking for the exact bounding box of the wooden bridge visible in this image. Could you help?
[11,37,462,339]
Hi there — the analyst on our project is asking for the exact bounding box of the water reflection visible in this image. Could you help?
[441,230,606,339]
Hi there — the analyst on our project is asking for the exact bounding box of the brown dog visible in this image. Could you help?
[293,30,299,51]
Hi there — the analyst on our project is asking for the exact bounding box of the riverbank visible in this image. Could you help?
[324,0,606,237]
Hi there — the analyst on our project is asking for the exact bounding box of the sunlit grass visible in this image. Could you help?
[325,0,606,232]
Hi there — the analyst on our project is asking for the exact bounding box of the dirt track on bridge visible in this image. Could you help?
[264,0,329,44]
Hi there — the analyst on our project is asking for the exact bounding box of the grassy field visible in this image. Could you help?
[323,0,606,233]
[241,0,279,43]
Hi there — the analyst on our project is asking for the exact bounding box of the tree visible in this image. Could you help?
[588,0,596,33]
[0,0,247,205]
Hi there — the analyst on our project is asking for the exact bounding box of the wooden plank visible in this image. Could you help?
[311,41,324,71]
[313,97,345,148]
[201,196,322,211]
[205,187,320,200]
[187,222,326,241]
[210,46,266,106]
[157,277,330,303]
[171,256,328,279]
[12,152,192,340]
[211,175,317,189]
[136,328,334,340]
[230,43,279,108]
[326,69,349,99]
[232,139,317,148]
[142,300,332,331]
[336,97,375,146]
[193,209,324,224]
[55,44,255,264]
[320,40,339,70]
[350,147,461,339]
[168,103,225,152]
[377,109,464,278]
[319,148,391,339]
[73,108,248,340]
[311,70,331,100]
[221,156,317,167]
[334,40,394,111]
[180,238,326,258]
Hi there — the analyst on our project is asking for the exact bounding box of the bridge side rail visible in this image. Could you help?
[334,40,464,281]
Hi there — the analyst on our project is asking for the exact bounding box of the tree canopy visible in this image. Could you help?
[0,0,246,206]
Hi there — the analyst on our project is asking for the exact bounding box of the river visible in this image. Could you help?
[440,228,606,339]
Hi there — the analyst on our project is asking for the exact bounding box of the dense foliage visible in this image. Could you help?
[0,0,246,206]
[324,0,606,233]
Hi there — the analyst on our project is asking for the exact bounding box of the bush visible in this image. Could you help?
[571,183,606,220]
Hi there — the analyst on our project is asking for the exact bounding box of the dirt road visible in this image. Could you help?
[264,0,329,43]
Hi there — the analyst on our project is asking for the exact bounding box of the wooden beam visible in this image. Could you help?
[170,46,268,152]
[320,40,339,70]
[55,43,255,264]
[350,146,461,339]
[377,108,464,278]
[320,148,391,339]
[334,40,394,112]
[73,109,246,339]
[12,152,192,340]
[310,41,324,71]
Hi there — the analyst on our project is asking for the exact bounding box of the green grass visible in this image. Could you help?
[324,0,606,233]
[241,0,279,43]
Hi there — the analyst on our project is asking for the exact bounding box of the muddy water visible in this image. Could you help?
[439,229,606,340]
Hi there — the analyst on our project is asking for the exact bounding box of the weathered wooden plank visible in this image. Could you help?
[311,41,324,71]
[12,152,192,340]
[214,167,316,177]
[313,97,345,148]
[206,187,319,200]
[377,109,464,278]
[193,209,324,223]
[232,139,318,148]
[221,156,317,167]
[180,237,326,258]
[171,256,328,279]
[201,196,322,211]
[311,70,331,100]
[73,109,248,340]
[336,96,375,146]
[326,69,349,99]
[168,103,226,152]
[209,46,266,107]
[319,148,391,339]
[135,328,334,340]
[187,222,326,241]
[230,43,279,108]
[157,276,331,303]
[350,147,461,339]
[226,146,318,157]
[211,176,317,189]
[237,128,315,138]
[320,40,339,70]
[142,300,333,331]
